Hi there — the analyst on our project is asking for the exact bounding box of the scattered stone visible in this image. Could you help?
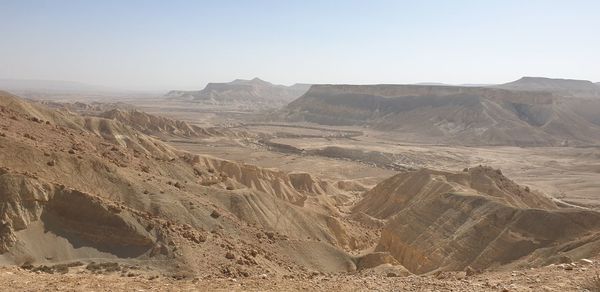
[210,210,221,219]
[23,133,36,140]
[225,252,236,260]
[47,160,56,166]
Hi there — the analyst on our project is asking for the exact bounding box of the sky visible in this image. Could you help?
[0,0,599,90]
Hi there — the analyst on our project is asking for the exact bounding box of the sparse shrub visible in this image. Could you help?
[86,262,120,273]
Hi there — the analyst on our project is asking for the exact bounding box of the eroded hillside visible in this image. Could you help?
[0,91,382,277]
[355,166,600,274]
[1,91,600,290]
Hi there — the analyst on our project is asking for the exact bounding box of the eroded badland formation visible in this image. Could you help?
[2,77,600,291]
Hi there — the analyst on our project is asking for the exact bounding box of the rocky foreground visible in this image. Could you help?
[1,260,600,291]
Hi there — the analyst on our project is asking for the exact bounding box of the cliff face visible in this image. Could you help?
[282,84,600,146]
[354,166,600,274]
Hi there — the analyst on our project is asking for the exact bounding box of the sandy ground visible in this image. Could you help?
[169,138,395,186]
[2,262,599,291]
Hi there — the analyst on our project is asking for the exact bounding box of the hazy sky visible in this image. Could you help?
[1,0,599,90]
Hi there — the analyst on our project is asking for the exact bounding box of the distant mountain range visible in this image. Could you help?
[496,76,600,98]
[413,82,495,87]
[165,78,311,104]
[278,77,600,146]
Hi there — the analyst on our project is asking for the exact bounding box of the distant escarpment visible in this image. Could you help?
[280,82,600,146]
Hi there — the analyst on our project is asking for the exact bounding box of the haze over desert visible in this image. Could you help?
[1,1,600,291]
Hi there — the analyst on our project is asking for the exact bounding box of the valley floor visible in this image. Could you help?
[129,99,600,208]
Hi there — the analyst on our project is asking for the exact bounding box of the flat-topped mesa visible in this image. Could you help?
[282,83,600,146]
[165,78,311,103]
